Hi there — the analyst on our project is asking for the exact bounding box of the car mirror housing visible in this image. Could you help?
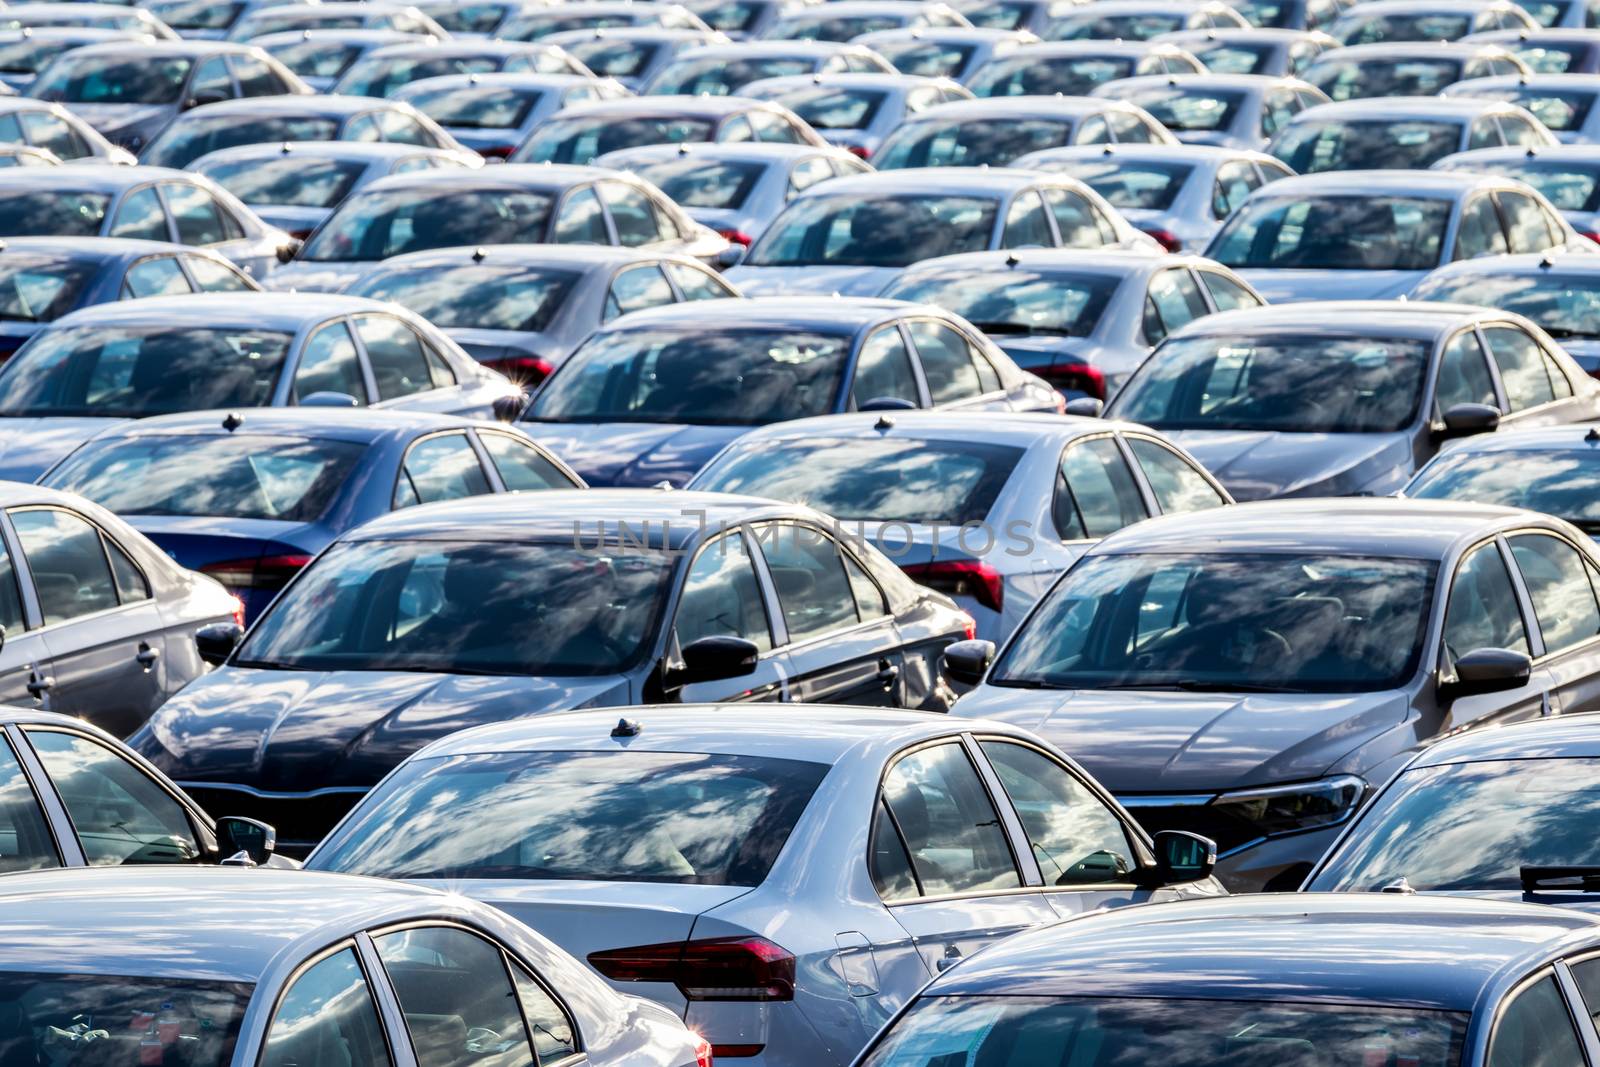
[1140,829,1217,886]
[216,816,276,866]
[716,244,747,269]
[276,240,301,264]
[1440,646,1531,700]
[195,621,243,666]
[941,638,994,687]
[1064,397,1104,418]
[1438,402,1500,438]
[492,393,526,422]
[673,635,759,687]
[299,391,360,408]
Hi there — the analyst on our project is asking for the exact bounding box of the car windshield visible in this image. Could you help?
[767,13,904,39]
[566,39,663,78]
[301,188,555,261]
[876,116,1077,167]
[970,55,1136,96]
[1209,195,1451,270]
[244,13,367,35]
[1513,41,1586,72]
[883,268,1119,337]
[1406,447,1600,525]
[1048,12,1187,39]
[1305,57,1464,100]
[340,54,503,98]
[407,84,541,128]
[143,114,343,169]
[419,1,508,34]
[151,0,243,29]
[31,52,192,103]
[1111,334,1430,432]
[1412,271,1600,337]
[749,193,998,266]
[0,255,97,322]
[1235,0,1289,23]
[516,114,715,163]
[197,155,366,208]
[530,327,847,424]
[261,39,364,80]
[1271,119,1463,171]
[767,85,885,130]
[635,157,764,208]
[0,36,87,75]
[964,0,1033,28]
[314,749,829,884]
[0,325,292,417]
[649,55,813,94]
[1335,13,1473,41]
[1112,86,1244,131]
[859,996,1470,1067]
[347,263,579,331]
[1439,158,1600,210]
[0,191,110,239]
[991,551,1436,692]
[236,539,676,674]
[875,40,975,77]
[1041,158,1191,209]
[1455,85,1595,131]
[46,433,366,520]
[1189,40,1274,74]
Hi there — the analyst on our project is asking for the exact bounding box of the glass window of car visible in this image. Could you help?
[1075,113,1110,143]
[109,186,169,242]
[1488,975,1586,1067]
[676,532,772,651]
[981,741,1135,885]
[230,52,288,96]
[852,325,920,408]
[1127,436,1227,515]
[508,964,578,1066]
[759,523,860,642]
[1003,190,1054,247]
[107,536,149,603]
[845,550,887,619]
[1213,160,1258,218]
[789,156,835,199]
[719,113,754,142]
[1469,115,1505,150]
[262,947,393,1067]
[1485,325,1558,409]
[1436,329,1498,410]
[1572,958,1600,1029]
[185,255,254,292]
[0,734,54,872]
[189,56,233,101]
[1455,194,1510,259]
[1211,195,1452,270]
[1110,109,1162,143]
[296,321,367,405]
[1498,112,1548,146]
[163,183,234,246]
[1143,268,1209,344]
[394,433,492,508]
[605,264,674,322]
[1507,533,1600,653]
[1198,269,1259,312]
[376,109,435,146]
[748,193,999,268]
[478,433,571,492]
[18,110,86,160]
[1042,186,1100,246]
[27,729,199,866]
[666,261,735,301]
[345,111,383,141]
[1443,541,1530,671]
[550,185,608,244]
[373,926,536,1067]
[881,742,1021,897]
[123,256,192,300]
[11,508,120,623]
[1053,437,1148,540]
[0,535,23,636]
[601,181,666,247]
[357,315,433,401]
[1499,190,1560,253]
[869,796,918,901]
[750,108,805,143]
[910,320,985,402]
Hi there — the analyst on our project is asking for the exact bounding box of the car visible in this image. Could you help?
[1444,72,1600,142]
[1158,26,1340,75]
[739,72,973,157]
[1042,0,1252,42]
[411,0,550,37]
[1305,713,1600,900]
[853,26,1037,82]
[395,72,630,158]
[250,27,429,91]
[880,249,1266,399]
[496,0,713,41]
[129,490,977,848]
[1299,42,1528,104]
[1327,0,1538,43]
[873,97,1178,171]
[520,297,1062,484]
[0,292,523,479]
[29,40,310,155]
[145,0,318,42]
[0,867,711,1067]
[1512,0,1600,26]
[344,243,741,380]
[1205,170,1590,301]
[949,497,1600,889]
[0,164,296,277]
[726,169,1160,296]
[1093,73,1330,150]
[1411,251,1600,371]
[188,140,482,239]
[684,0,819,38]
[761,1,972,42]
[0,236,256,361]
[1405,421,1600,529]
[225,1,448,42]
[690,410,1232,637]
[1268,96,1556,172]
[1011,143,1295,252]
[1103,301,1600,498]
[307,705,1227,1067]
[267,164,732,292]
[851,894,1600,1067]
[0,98,134,164]
[1230,0,1358,30]
[329,37,593,96]
[643,39,894,95]
[966,40,1207,98]
[545,26,726,91]
[139,94,463,169]
[0,26,157,92]
[0,3,178,40]
[1435,145,1600,239]
[1469,26,1600,71]
[40,408,583,621]
[510,96,828,165]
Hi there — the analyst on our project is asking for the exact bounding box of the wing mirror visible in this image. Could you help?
[216,816,276,866]
[195,621,243,666]
[1064,396,1104,417]
[941,638,994,687]
[275,240,301,264]
[1438,402,1500,438]
[670,635,759,687]
[182,91,229,111]
[492,393,526,422]
[715,244,747,269]
[1440,646,1531,700]
[1139,830,1217,887]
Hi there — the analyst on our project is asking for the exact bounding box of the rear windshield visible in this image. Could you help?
[31,53,192,104]
[1455,85,1596,131]
[406,84,542,129]
[313,749,830,885]
[635,156,765,209]
[261,38,364,80]
[1271,119,1463,172]
[0,191,110,239]
[1305,56,1464,100]
[770,85,886,130]
[144,114,342,169]
[1113,86,1244,131]
[877,117,1076,168]
[1042,158,1191,210]
[197,155,367,209]
[347,263,579,332]
[0,255,98,322]
[515,115,716,164]
[970,55,1136,97]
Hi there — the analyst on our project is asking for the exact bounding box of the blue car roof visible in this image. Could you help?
[49,38,268,58]
[590,294,918,332]
[597,141,850,167]
[54,291,393,331]
[544,95,780,119]
[78,407,495,444]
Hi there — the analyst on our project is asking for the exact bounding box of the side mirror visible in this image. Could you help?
[672,635,759,687]
[182,91,228,111]
[492,393,526,422]
[1064,396,1104,417]
[1438,402,1500,438]
[195,621,243,666]
[275,240,301,264]
[858,396,918,412]
[1440,646,1531,700]
[216,815,276,866]
[941,638,995,687]
[300,390,360,408]
[716,244,747,269]
[1142,829,1217,886]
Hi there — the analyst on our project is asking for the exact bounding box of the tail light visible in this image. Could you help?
[482,354,555,384]
[201,554,312,592]
[900,559,1003,613]
[1052,389,1066,414]
[1041,360,1106,401]
[1582,230,1600,245]
[1141,227,1182,252]
[716,228,753,246]
[846,144,871,159]
[588,936,795,1001]
[960,613,976,640]
[229,595,245,629]
[479,144,516,159]
[694,1037,714,1067]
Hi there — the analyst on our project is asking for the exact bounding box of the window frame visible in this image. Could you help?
[1438,533,1542,677]
[1119,430,1230,516]
[1504,528,1600,662]
[390,429,497,511]
[4,505,151,630]
[256,938,400,1067]
[0,723,67,868]
[1050,432,1152,543]
[1483,966,1594,1067]
[669,526,777,655]
[746,520,886,648]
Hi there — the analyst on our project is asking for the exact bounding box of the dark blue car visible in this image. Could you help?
[38,408,583,622]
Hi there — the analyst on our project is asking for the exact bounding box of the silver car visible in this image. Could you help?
[0,26,157,92]
[545,26,728,91]
[226,1,448,42]
[1443,72,1600,143]
[510,94,829,164]
[853,25,1037,82]
[395,71,630,158]
[873,96,1179,170]
[307,706,1226,1067]
[329,37,596,96]
[1433,142,1600,239]
[1156,26,1339,76]
[1093,72,1330,150]
[739,71,972,157]
[251,27,429,91]
[642,39,895,94]
[1298,40,1529,99]
[967,40,1208,98]
[0,98,135,164]
[1410,250,1600,373]
[760,1,973,42]
[1326,0,1536,43]
[495,1,713,42]
[1042,0,1251,41]
[1268,96,1557,173]
[1466,26,1600,71]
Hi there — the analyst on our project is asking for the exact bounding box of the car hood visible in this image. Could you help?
[131,668,632,790]
[1163,429,1413,500]
[954,685,1409,792]
[1234,268,1426,304]
[521,421,745,486]
[263,261,369,293]
[0,417,128,480]
[724,263,902,296]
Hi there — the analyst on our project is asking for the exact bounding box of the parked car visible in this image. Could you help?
[873,96,1179,171]
[949,497,1600,888]
[545,26,726,91]
[0,26,156,93]
[1402,422,1600,525]
[0,98,135,164]
[1299,40,1529,100]
[146,0,318,41]
[330,37,591,96]
[1043,0,1251,41]
[643,39,895,95]
[250,27,426,91]
[739,72,972,158]
[226,1,448,42]
[395,71,630,158]
[308,705,1226,1066]
[684,0,813,38]
[1093,73,1330,150]
[411,0,552,37]
[1444,72,1600,142]
[1469,25,1600,71]
[1157,27,1339,76]
[1268,97,1557,173]
[966,41,1208,98]
[761,1,972,42]
[1433,143,1600,241]
[951,0,1055,33]
[129,490,977,848]
[854,25,1036,82]
[1230,0,1357,30]
[495,1,712,42]
[510,95,828,165]
[1411,251,1600,373]
[1327,0,1538,43]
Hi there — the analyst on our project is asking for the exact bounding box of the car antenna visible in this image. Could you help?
[1587,426,1600,445]
[1540,252,1556,269]
[1005,252,1020,267]
[1526,145,1540,157]
[1102,143,1115,155]
[280,142,292,154]
[222,412,244,432]
[874,414,894,431]
[611,717,642,738]
[472,246,487,262]
[678,141,690,154]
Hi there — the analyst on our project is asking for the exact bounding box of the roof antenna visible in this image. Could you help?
[222,412,244,432]
[280,142,292,154]
[472,246,487,262]
[874,414,894,430]
[1005,252,1020,267]
[1588,426,1600,445]
[611,717,641,738]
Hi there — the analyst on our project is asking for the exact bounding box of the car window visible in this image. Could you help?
[1127,436,1227,515]
[229,52,288,96]
[869,796,919,901]
[1042,186,1100,246]
[1499,190,1560,253]
[666,261,735,301]
[1443,541,1530,670]
[11,508,119,623]
[605,264,674,322]
[1571,957,1600,1030]
[358,315,434,401]
[1485,325,1557,409]
[720,113,755,142]
[1469,116,1505,149]
[1002,190,1054,247]
[880,742,1022,897]
[1540,338,1575,398]
[676,532,772,651]
[751,108,806,143]
[1262,90,1301,138]
[759,523,859,642]
[1454,194,1509,260]
[186,255,255,292]
[345,112,384,141]
[18,111,86,160]
[123,257,192,299]
[852,325,920,408]
[789,156,835,197]
[1109,109,1162,143]
[0,735,54,873]
[373,926,538,1067]
[262,947,393,1067]
[1053,437,1148,540]
[1487,974,1585,1067]
[163,183,232,246]
[1076,113,1110,143]
[980,741,1135,885]
[295,320,367,404]
[109,186,169,242]
[601,181,667,247]
[1508,533,1600,654]
[910,320,985,402]
[393,433,492,508]
[478,432,572,491]
[554,185,608,244]
[106,536,149,603]
[509,963,579,1067]
[377,110,435,146]
[1197,269,1259,312]
[1499,113,1547,146]
[1436,329,1498,410]
[189,56,233,101]
[1144,268,1209,344]
[1213,160,1258,218]
[844,550,887,619]
[27,729,199,866]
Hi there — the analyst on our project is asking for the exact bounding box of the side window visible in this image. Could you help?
[980,741,1135,885]
[509,964,579,1066]
[909,320,984,402]
[1499,113,1547,146]
[675,533,772,652]
[600,181,666,247]
[1436,329,1498,410]
[844,550,887,620]
[1499,190,1561,253]
[554,185,609,244]
[604,264,674,322]
[229,52,289,96]
[1198,269,1260,312]
[1108,110,1161,143]
[295,321,368,405]
[1442,542,1530,672]
[666,261,736,301]
[373,926,539,1067]
[11,509,119,623]
[1455,195,1509,260]
[750,109,805,143]
[0,534,23,635]
[163,183,231,246]
[719,113,755,142]
[18,110,87,159]
[345,112,384,141]
[0,113,23,145]
[1260,90,1300,138]
[0,735,55,873]
[1487,975,1586,1067]
[1571,957,1600,1030]
[788,156,834,198]
[1144,269,1209,344]
[1213,161,1258,219]
[1485,325,1557,410]
[393,433,492,508]
[1002,190,1054,248]
[758,524,859,643]
[185,255,255,292]
[357,315,434,400]
[1053,437,1148,540]
[478,432,573,491]
[1540,339,1575,398]
[109,186,169,242]
[852,326,920,408]
[377,110,434,146]
[880,742,1022,897]
[869,796,919,901]
[1469,116,1505,149]
[1508,534,1600,653]
[189,56,233,101]
[123,257,193,299]
[1075,113,1110,143]
[1127,437,1228,515]
[27,729,199,865]
[1043,187,1101,247]
[262,948,393,1067]
[107,536,149,603]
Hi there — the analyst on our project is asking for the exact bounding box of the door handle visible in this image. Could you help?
[936,944,963,972]
[25,673,52,698]
[136,642,159,669]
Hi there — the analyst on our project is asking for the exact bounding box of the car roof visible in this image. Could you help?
[744,71,956,91]
[0,235,207,263]
[0,161,192,193]
[1422,249,1600,280]
[1247,168,1503,197]
[708,409,1134,449]
[173,94,410,117]
[359,162,620,195]
[1319,40,1515,58]
[596,141,854,167]
[0,26,151,42]
[1344,0,1513,12]
[1171,298,1497,338]
[193,140,464,167]
[897,247,1191,280]
[46,38,262,58]
[793,166,1058,195]
[670,39,866,57]
[1100,71,1308,92]
[54,291,396,331]
[932,894,1600,1010]
[250,27,422,45]
[1438,143,1600,165]
[1018,141,1278,165]
[359,38,558,57]
[539,95,781,118]
[1407,710,1600,766]
[1160,26,1336,42]
[77,407,495,444]
[1297,95,1518,120]
[365,242,697,272]
[854,25,1035,41]
[983,39,1187,56]
[901,95,1130,121]
[593,294,924,332]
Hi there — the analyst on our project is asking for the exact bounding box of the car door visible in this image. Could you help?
[1482,323,1583,427]
[260,943,396,1067]
[1504,531,1600,715]
[1436,537,1553,730]
[0,523,50,710]
[906,318,1009,411]
[0,728,60,873]
[668,529,788,702]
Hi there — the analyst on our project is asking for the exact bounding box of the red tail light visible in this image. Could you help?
[716,228,753,246]
[482,354,555,384]
[961,613,976,640]
[479,144,516,159]
[846,144,871,159]
[694,1037,714,1067]
[901,559,1003,613]
[200,554,312,592]
[1042,360,1106,401]
[588,936,795,1002]
[1582,230,1600,245]
[229,595,245,629]
[1141,227,1182,252]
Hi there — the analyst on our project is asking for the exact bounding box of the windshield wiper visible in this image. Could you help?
[990,676,1064,689]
